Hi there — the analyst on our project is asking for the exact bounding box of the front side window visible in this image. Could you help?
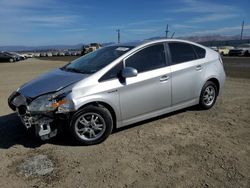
[125,44,167,73]
[168,42,197,65]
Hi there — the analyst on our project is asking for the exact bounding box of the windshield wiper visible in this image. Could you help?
[61,67,93,74]
[61,67,83,74]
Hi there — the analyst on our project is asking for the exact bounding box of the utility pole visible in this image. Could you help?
[116,29,120,43]
[240,20,244,40]
[165,24,169,38]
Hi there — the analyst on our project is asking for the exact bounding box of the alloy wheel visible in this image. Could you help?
[74,112,106,141]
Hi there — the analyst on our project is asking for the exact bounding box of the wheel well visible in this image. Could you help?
[207,78,220,95]
[78,102,117,128]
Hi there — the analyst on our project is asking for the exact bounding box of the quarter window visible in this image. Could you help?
[192,45,206,59]
[99,62,123,82]
[125,44,166,73]
[168,42,196,64]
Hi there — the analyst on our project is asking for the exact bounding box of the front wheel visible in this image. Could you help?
[9,58,14,63]
[70,105,113,145]
[199,81,218,110]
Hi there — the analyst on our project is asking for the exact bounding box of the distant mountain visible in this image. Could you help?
[179,34,250,43]
[1,35,250,52]
[102,42,115,46]
[0,44,83,52]
[147,34,250,47]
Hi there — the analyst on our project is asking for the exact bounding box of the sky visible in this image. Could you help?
[0,0,249,46]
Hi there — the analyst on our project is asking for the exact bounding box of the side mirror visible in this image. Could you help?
[121,67,138,78]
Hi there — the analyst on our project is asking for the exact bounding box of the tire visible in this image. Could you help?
[199,81,218,110]
[9,58,14,63]
[70,105,113,145]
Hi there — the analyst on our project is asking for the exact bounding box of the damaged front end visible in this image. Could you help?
[8,90,74,140]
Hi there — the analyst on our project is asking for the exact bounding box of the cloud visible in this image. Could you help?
[104,18,172,30]
[189,14,239,23]
[125,28,162,34]
[192,25,250,35]
[174,0,238,14]
[23,15,79,26]
[0,0,86,28]
[128,18,173,26]
[172,0,240,23]
[172,24,198,29]
[62,28,87,32]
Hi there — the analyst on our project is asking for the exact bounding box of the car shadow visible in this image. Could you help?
[0,113,77,149]
[0,113,43,149]
[112,107,197,133]
[0,106,199,149]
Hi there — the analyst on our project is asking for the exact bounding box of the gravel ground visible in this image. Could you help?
[0,57,249,188]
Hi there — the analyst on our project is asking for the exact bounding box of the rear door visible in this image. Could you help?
[167,42,206,105]
[119,43,172,124]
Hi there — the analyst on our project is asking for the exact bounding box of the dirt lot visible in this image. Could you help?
[0,57,249,188]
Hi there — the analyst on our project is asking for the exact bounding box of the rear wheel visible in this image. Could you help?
[199,81,218,110]
[70,105,113,145]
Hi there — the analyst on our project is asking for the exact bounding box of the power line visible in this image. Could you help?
[171,32,175,39]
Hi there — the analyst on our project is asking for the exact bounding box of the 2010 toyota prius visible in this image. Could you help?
[8,39,226,145]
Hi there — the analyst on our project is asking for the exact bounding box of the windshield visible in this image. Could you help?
[62,46,134,74]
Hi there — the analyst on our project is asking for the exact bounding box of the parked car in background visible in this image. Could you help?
[47,52,53,57]
[40,52,47,57]
[218,46,234,56]
[71,52,77,56]
[23,53,34,58]
[0,52,17,62]
[34,53,41,57]
[90,43,102,50]
[229,43,250,56]
[59,52,65,56]
[3,52,19,61]
[208,46,218,52]
[52,51,59,56]
[81,43,102,56]
[9,52,26,60]
[8,39,225,145]
[64,51,71,56]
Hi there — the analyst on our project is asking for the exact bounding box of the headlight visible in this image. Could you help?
[27,92,73,112]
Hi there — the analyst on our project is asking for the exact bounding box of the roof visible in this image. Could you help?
[111,38,201,48]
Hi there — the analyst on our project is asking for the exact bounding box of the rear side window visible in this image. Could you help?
[168,42,196,65]
[125,44,166,73]
[192,45,206,59]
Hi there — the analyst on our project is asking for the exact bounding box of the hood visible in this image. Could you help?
[18,68,88,98]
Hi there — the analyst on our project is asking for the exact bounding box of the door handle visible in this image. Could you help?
[160,75,170,82]
[196,65,203,71]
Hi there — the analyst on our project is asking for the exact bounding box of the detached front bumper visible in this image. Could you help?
[8,92,70,140]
